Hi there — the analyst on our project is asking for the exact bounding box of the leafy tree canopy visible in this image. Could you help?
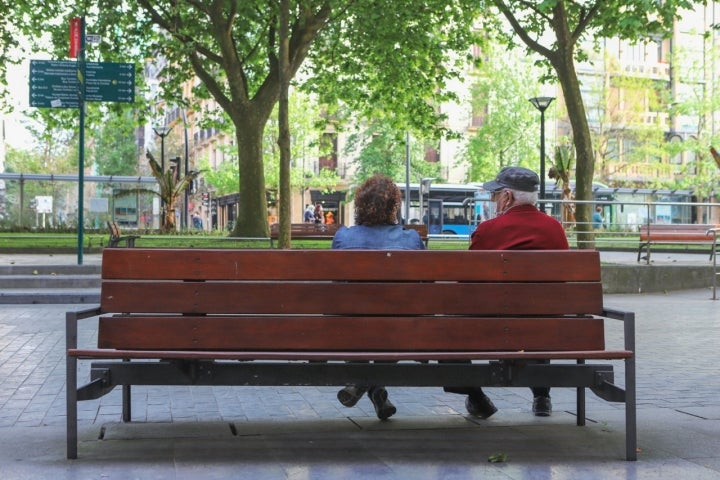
[1,1,484,236]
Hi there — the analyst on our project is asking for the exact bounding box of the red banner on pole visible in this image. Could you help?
[69,17,81,58]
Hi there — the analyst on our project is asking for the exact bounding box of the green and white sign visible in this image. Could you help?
[29,59,135,108]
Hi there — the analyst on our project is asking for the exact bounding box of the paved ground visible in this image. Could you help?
[0,255,718,478]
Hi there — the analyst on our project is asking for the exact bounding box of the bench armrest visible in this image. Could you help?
[602,307,636,355]
[602,307,633,321]
[67,306,102,321]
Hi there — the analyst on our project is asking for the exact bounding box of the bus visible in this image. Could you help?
[400,183,492,236]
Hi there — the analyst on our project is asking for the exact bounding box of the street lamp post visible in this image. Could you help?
[529,96,555,212]
[153,125,172,173]
[153,125,172,218]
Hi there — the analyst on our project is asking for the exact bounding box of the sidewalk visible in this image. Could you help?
[0,288,718,479]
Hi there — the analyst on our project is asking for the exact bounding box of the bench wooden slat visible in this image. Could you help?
[101,249,601,282]
[639,224,717,242]
[69,349,633,361]
[97,316,605,351]
[100,281,603,316]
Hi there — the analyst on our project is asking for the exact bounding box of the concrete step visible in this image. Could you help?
[0,264,101,304]
[0,274,100,289]
[0,289,100,304]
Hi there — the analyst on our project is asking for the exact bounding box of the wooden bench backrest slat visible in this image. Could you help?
[98,316,605,351]
[107,221,121,237]
[270,223,341,238]
[101,249,600,282]
[101,282,602,316]
[98,248,604,354]
[639,224,718,242]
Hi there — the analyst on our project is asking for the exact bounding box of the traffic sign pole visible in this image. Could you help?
[77,16,86,265]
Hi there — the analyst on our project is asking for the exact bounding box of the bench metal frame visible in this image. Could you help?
[66,306,636,461]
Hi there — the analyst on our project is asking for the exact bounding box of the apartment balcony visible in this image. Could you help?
[604,161,674,183]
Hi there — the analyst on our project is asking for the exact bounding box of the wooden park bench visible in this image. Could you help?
[269,222,341,246]
[66,248,636,460]
[106,220,140,248]
[637,223,718,264]
[270,222,429,247]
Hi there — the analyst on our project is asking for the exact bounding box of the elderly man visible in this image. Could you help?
[445,166,569,419]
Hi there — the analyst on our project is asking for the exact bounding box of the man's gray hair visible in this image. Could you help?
[510,189,538,206]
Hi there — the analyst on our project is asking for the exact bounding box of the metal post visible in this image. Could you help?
[405,132,410,224]
[529,97,555,213]
[77,16,87,265]
[153,126,172,221]
[181,109,189,230]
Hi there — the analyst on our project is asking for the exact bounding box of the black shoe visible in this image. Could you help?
[337,386,368,407]
[465,394,497,419]
[532,395,552,417]
[369,387,396,420]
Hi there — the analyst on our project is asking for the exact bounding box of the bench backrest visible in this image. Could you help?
[98,249,605,353]
[107,220,121,238]
[639,224,718,241]
[270,223,341,238]
[403,223,428,240]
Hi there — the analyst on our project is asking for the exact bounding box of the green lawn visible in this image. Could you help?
[1,231,677,253]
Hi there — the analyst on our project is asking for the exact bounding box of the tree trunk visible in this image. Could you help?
[277,0,292,249]
[230,116,270,238]
[549,10,595,249]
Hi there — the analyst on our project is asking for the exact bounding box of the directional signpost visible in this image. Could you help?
[30,59,134,108]
[29,18,138,265]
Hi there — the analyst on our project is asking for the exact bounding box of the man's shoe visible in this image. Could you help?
[337,385,368,407]
[532,395,552,417]
[369,387,396,420]
[465,394,497,419]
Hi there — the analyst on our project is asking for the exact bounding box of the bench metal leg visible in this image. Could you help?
[122,359,131,422]
[637,242,650,264]
[576,359,586,426]
[66,312,78,459]
[624,312,637,461]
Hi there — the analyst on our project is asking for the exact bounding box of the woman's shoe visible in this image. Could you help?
[368,387,396,420]
[337,385,368,407]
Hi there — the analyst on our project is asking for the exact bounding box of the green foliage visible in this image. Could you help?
[92,109,140,176]
[2,1,484,238]
[198,155,238,197]
[478,0,696,246]
[343,121,441,188]
[306,0,483,140]
[463,42,540,182]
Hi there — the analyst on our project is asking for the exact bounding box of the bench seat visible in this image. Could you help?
[66,249,636,460]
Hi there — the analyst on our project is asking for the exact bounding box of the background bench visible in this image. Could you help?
[66,248,636,460]
[637,223,718,264]
[269,222,341,246]
[106,220,140,248]
[269,223,429,246]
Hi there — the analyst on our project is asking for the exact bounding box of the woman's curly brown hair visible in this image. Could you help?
[354,174,401,226]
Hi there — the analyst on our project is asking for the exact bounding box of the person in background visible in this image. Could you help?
[332,173,425,420]
[592,206,604,229]
[314,203,324,224]
[304,204,315,223]
[446,166,569,419]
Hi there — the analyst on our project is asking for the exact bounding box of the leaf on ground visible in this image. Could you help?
[488,453,508,463]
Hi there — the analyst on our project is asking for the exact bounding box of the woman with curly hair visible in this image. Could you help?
[331,173,425,420]
[331,174,425,250]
